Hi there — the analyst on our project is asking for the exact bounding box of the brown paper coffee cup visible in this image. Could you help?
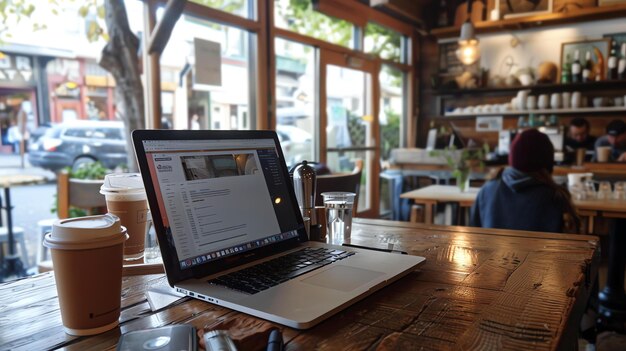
[44,214,128,336]
[100,173,148,261]
[105,198,148,259]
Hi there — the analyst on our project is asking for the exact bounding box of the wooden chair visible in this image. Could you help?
[38,170,107,272]
[316,159,363,214]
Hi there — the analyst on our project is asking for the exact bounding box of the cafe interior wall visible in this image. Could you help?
[465,18,626,78]
[429,18,626,148]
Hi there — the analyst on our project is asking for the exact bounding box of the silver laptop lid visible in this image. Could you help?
[132,130,307,286]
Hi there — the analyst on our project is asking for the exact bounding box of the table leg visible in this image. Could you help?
[424,203,434,225]
[598,218,626,328]
[0,187,26,282]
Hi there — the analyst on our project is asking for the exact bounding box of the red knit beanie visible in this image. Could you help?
[509,129,554,173]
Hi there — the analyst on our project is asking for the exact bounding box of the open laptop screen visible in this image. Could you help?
[140,136,301,272]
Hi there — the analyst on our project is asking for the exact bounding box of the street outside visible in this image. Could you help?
[1,153,58,274]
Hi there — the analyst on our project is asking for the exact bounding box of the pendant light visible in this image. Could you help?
[456,0,480,65]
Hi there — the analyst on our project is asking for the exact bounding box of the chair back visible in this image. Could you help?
[315,160,363,213]
[57,170,107,219]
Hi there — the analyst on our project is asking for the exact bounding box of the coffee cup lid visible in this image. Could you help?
[100,173,145,194]
[49,214,124,242]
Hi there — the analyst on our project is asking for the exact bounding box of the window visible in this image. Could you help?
[275,38,316,167]
[364,22,403,63]
[274,0,355,48]
[190,0,252,19]
[379,64,404,160]
[160,14,254,130]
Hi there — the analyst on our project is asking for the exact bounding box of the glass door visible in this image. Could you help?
[320,50,380,218]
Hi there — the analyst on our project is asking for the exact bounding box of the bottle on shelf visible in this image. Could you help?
[528,113,536,127]
[561,54,572,84]
[608,40,618,80]
[548,114,558,127]
[538,115,547,126]
[437,0,448,27]
[582,50,594,82]
[571,50,582,83]
[619,42,626,80]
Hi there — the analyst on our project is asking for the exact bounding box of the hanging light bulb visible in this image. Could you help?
[456,0,480,65]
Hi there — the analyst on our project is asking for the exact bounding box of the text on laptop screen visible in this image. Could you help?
[142,138,300,270]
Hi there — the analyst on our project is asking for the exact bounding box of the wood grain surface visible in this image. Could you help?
[0,219,599,351]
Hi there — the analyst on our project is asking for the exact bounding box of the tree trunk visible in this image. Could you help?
[99,0,144,172]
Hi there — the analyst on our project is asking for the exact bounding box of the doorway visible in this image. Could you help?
[320,50,380,218]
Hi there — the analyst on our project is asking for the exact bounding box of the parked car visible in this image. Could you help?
[28,120,128,171]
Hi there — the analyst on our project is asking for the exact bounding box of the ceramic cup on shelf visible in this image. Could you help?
[571,91,582,109]
[517,90,530,110]
[593,97,611,108]
[562,92,571,109]
[526,95,537,110]
[511,97,519,110]
[538,94,549,109]
[615,97,624,107]
[550,93,561,109]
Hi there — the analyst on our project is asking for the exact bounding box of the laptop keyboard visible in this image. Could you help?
[207,247,356,294]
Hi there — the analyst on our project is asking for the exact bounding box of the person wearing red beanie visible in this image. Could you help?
[470,129,580,233]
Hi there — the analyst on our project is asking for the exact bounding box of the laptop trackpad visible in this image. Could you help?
[302,265,385,292]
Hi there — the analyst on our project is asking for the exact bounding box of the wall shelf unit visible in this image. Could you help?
[441,107,626,119]
[429,80,626,96]
[430,4,626,39]
[433,80,626,120]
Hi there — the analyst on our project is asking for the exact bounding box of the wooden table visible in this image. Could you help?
[402,184,626,330]
[400,185,481,224]
[0,174,45,281]
[0,219,599,350]
[401,184,626,229]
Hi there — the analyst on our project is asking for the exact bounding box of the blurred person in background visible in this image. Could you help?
[471,128,580,233]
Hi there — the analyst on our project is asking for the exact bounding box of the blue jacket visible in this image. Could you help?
[470,167,564,233]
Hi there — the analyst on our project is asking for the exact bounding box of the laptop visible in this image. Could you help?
[132,129,425,329]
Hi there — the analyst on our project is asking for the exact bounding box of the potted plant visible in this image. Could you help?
[430,144,489,192]
[51,162,110,218]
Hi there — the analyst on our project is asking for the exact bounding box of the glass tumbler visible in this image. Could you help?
[584,180,597,199]
[321,192,356,246]
[597,181,612,200]
[614,181,625,200]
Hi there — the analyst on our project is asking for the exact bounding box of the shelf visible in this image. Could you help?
[441,107,626,118]
[428,80,626,96]
[430,4,626,39]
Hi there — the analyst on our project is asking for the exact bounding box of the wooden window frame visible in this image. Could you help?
[144,0,418,146]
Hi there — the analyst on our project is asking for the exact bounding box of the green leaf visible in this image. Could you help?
[24,4,35,16]
[87,20,100,42]
[78,5,88,17]
[97,5,105,19]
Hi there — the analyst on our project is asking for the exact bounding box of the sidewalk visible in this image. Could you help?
[0,154,56,182]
